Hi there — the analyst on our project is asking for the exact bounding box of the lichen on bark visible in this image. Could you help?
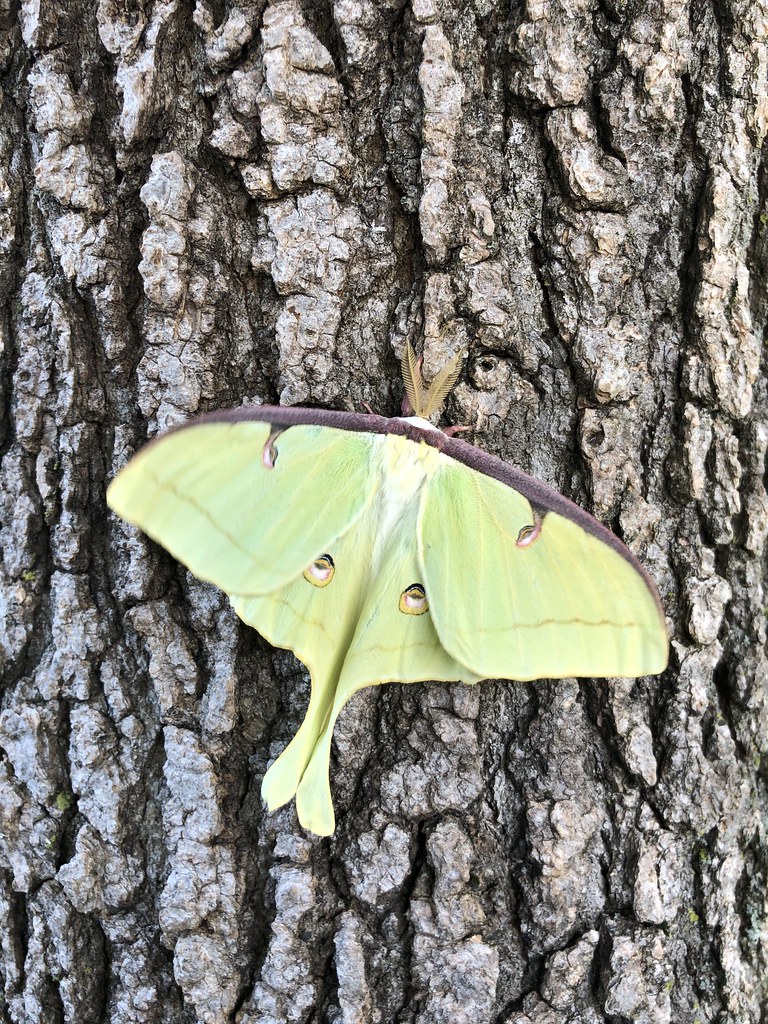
[0,0,766,1022]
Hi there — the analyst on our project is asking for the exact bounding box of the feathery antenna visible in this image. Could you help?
[401,343,424,416]
[401,343,463,419]
[422,350,463,417]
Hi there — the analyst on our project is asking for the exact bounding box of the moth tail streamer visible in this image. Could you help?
[261,665,349,836]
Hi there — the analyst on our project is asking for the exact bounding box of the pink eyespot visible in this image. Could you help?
[261,431,282,469]
[516,523,541,547]
[399,583,428,615]
[516,510,545,548]
[304,554,335,587]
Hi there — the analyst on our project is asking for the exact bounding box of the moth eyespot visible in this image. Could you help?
[304,554,335,587]
[261,430,282,469]
[516,524,540,548]
[516,507,545,548]
[399,583,428,615]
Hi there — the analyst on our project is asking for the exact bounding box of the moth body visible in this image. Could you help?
[106,395,669,836]
[398,414,442,434]
[370,431,441,581]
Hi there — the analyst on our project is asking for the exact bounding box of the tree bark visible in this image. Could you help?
[1,1,766,1022]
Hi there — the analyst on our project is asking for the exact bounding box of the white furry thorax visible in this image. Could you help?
[367,430,444,573]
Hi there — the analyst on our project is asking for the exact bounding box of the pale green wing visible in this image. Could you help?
[107,405,668,840]
[107,421,378,595]
[419,459,668,680]
[232,512,378,833]
[235,496,478,836]
[292,512,479,835]
[335,519,479,692]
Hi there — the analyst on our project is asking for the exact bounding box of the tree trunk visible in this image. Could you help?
[1,1,766,1022]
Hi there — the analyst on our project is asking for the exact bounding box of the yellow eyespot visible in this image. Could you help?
[399,583,428,615]
[304,554,335,587]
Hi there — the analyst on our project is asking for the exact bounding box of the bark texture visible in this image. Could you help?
[1,1,767,1022]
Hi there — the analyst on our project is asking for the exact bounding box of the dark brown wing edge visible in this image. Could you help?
[148,404,667,623]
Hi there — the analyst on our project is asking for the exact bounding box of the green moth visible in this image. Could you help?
[107,347,668,836]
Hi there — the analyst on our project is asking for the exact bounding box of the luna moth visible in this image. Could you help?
[107,346,668,836]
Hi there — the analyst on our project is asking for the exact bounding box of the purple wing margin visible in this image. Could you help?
[154,404,665,620]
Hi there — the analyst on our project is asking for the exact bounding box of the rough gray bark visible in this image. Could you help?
[0,1,766,1022]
